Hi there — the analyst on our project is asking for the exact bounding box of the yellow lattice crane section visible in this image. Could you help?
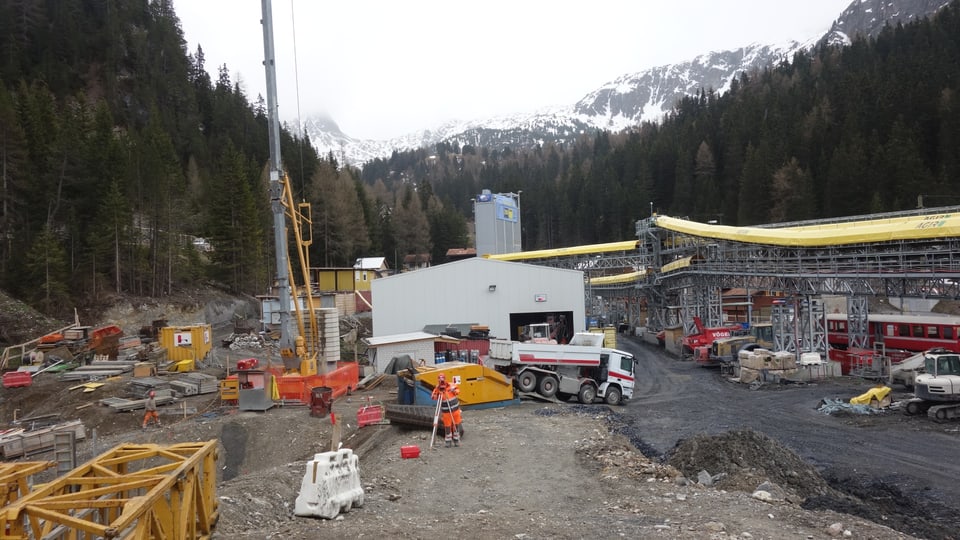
[0,462,54,507]
[0,440,218,540]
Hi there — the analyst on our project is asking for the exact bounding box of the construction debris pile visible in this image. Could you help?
[817,398,887,415]
[0,317,225,459]
[224,333,265,350]
[575,432,682,482]
[665,429,833,500]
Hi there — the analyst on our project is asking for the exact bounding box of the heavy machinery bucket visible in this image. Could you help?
[385,362,518,428]
[412,362,516,408]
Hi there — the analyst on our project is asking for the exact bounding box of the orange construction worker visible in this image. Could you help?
[431,373,462,447]
[142,390,161,428]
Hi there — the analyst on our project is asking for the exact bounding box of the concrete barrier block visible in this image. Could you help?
[295,448,365,519]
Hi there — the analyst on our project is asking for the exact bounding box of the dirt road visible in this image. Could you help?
[616,336,960,539]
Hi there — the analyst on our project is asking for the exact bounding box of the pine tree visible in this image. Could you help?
[392,185,431,261]
[309,162,369,267]
[25,225,70,315]
[88,179,131,296]
[0,82,28,282]
[768,158,814,222]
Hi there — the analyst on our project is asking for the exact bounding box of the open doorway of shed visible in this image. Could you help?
[508,312,574,343]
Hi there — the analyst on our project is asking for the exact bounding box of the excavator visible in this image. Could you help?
[902,349,960,421]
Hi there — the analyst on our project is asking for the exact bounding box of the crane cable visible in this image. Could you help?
[290,0,307,199]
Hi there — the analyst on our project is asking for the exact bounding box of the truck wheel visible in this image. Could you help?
[538,375,558,398]
[578,385,596,404]
[604,387,622,406]
[517,371,537,393]
[935,408,949,421]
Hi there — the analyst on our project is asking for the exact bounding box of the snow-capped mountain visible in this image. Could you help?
[821,0,952,47]
[303,0,951,167]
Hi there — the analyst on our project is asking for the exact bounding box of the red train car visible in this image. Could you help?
[826,312,960,369]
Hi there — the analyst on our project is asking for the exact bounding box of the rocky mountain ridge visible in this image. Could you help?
[303,0,952,166]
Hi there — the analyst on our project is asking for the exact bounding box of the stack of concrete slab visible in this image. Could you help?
[169,373,218,396]
[58,360,137,381]
[737,349,799,384]
[170,379,199,396]
[181,372,218,394]
[125,377,171,398]
[99,388,175,412]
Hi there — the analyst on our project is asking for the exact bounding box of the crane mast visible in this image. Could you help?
[260,0,319,375]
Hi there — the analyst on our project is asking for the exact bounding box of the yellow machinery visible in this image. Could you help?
[386,362,519,429]
[0,462,54,507]
[0,440,219,540]
[413,362,516,407]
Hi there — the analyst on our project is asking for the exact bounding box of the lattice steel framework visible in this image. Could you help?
[846,296,870,350]
[0,441,219,540]
[500,208,960,344]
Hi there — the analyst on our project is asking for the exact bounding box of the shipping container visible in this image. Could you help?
[159,325,212,363]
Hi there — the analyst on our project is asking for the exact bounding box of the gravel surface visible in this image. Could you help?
[4,293,958,539]
[616,336,960,540]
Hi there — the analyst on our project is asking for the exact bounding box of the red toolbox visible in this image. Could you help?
[400,445,420,459]
[2,371,33,388]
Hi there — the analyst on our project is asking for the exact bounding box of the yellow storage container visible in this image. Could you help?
[159,325,212,363]
[588,327,617,349]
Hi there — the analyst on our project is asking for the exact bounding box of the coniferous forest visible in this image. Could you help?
[1,0,959,317]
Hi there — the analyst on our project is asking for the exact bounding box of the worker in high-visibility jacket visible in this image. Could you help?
[431,373,462,447]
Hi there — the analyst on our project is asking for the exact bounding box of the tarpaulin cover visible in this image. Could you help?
[849,385,892,405]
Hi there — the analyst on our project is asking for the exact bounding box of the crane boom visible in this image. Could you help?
[260,0,319,374]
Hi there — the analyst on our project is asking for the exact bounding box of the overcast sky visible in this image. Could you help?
[175,1,851,140]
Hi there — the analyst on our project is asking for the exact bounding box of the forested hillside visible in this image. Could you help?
[364,1,960,248]
[0,0,318,315]
[1,0,959,318]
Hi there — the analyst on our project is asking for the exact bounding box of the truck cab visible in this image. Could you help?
[595,349,636,404]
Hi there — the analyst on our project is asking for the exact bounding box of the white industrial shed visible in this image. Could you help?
[371,258,586,340]
[362,332,443,374]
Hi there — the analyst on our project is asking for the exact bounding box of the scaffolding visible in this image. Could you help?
[482,207,960,355]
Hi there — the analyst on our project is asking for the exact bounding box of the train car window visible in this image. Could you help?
[884,324,893,336]
[927,326,940,338]
[912,325,924,338]
[945,327,954,340]
[898,324,909,336]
